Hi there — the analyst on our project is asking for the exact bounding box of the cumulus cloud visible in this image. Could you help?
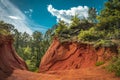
[0,0,47,34]
[47,4,89,23]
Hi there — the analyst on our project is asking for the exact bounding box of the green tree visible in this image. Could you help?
[32,31,43,67]
[97,0,120,30]
[88,7,97,23]
[55,20,67,35]
[0,21,15,35]
[70,14,80,27]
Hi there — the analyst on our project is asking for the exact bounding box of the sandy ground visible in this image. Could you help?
[6,67,120,80]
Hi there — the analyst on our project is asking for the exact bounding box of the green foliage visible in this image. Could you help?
[0,21,15,35]
[26,60,38,72]
[88,7,97,23]
[107,55,120,76]
[55,20,67,35]
[32,31,42,42]
[78,27,104,42]
[78,29,94,41]
[97,0,120,30]
[94,40,116,48]
[70,14,80,27]
[106,27,120,39]
[13,28,54,72]
[95,61,105,66]
[0,29,9,35]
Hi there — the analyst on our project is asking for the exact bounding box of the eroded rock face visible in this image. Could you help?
[0,35,28,79]
[39,38,117,72]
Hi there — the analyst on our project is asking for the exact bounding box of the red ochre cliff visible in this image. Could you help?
[39,38,117,72]
[0,36,119,80]
[0,35,28,80]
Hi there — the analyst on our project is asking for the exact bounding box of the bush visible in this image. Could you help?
[78,27,104,42]
[26,59,38,72]
[54,20,67,35]
[0,29,9,35]
[113,28,120,39]
[105,27,120,39]
[0,21,15,35]
[94,39,116,48]
[95,61,105,66]
[107,55,120,76]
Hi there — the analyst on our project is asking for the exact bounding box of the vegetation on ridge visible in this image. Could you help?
[54,0,120,46]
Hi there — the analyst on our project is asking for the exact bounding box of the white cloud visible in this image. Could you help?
[47,4,89,23]
[24,9,33,17]
[0,0,33,34]
[0,0,47,34]
[9,16,21,20]
[29,9,33,12]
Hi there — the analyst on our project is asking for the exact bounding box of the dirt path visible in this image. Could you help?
[6,67,120,80]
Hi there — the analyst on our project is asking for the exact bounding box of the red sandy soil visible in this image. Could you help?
[6,67,120,80]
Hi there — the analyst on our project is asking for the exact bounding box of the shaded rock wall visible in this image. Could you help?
[39,38,117,72]
[0,35,28,79]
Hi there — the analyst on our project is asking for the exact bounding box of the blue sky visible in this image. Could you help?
[0,0,107,34]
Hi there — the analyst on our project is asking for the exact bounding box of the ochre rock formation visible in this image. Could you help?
[39,38,117,72]
[0,35,28,80]
[0,36,119,80]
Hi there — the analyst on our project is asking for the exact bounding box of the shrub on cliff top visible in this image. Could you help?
[94,39,116,48]
[78,27,104,42]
